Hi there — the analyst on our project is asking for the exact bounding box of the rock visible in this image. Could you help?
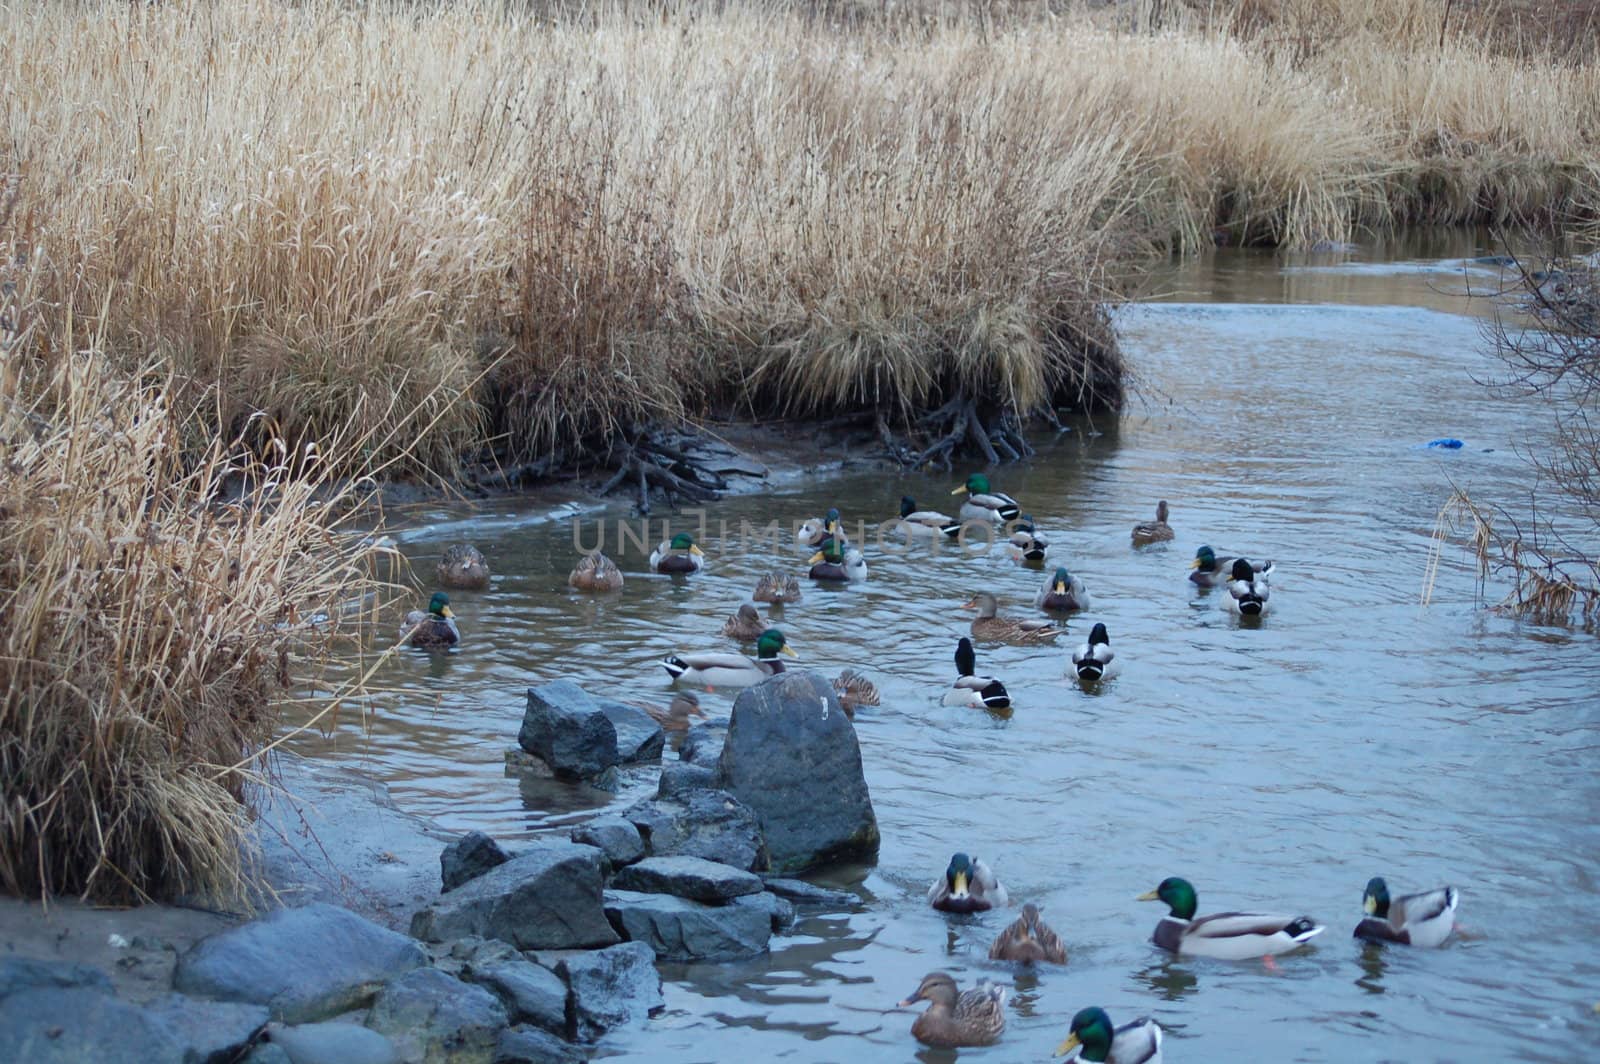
[269,1021,400,1064]
[730,891,796,932]
[409,842,618,951]
[762,877,860,908]
[174,903,427,1023]
[366,967,506,1064]
[0,987,185,1063]
[603,889,771,963]
[555,941,663,1043]
[144,994,271,1063]
[244,1044,295,1064]
[656,761,717,798]
[442,831,512,893]
[494,1026,585,1064]
[569,817,645,871]
[517,680,665,779]
[0,955,113,999]
[678,723,727,766]
[715,671,878,874]
[448,937,520,966]
[623,789,767,872]
[467,959,567,1036]
[611,855,763,903]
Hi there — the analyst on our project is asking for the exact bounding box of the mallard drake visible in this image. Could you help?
[1006,515,1048,562]
[808,537,867,582]
[436,543,491,590]
[643,692,707,732]
[964,590,1060,644]
[943,637,1011,709]
[893,495,958,540]
[831,669,880,717]
[1223,558,1271,616]
[662,628,797,690]
[1034,567,1091,612]
[400,591,459,649]
[796,507,848,548]
[650,532,705,574]
[1071,623,1116,682]
[1139,876,1324,960]
[989,902,1067,964]
[951,473,1020,524]
[1189,546,1274,588]
[1054,1007,1163,1063]
[721,603,765,641]
[752,571,802,604]
[568,550,624,592]
[929,852,1009,913]
[1353,877,1459,948]
[1131,501,1175,547]
[898,971,1007,1049]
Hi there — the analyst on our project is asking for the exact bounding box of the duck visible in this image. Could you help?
[662,628,797,690]
[1034,566,1091,612]
[1071,623,1116,682]
[808,537,867,582]
[1006,515,1048,562]
[988,902,1067,964]
[831,669,880,717]
[1054,1007,1163,1063]
[796,507,848,549]
[650,532,705,574]
[1353,877,1459,948]
[942,637,1011,709]
[1138,876,1324,960]
[642,692,707,732]
[897,971,1007,1049]
[1223,558,1271,616]
[752,571,802,604]
[1130,501,1175,547]
[893,495,958,539]
[964,590,1060,643]
[951,473,1021,524]
[929,852,1009,913]
[1189,545,1274,588]
[436,544,491,590]
[568,550,624,592]
[400,592,459,649]
[721,603,766,641]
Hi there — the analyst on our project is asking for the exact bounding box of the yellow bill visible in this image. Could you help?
[1054,1032,1081,1057]
[1136,889,1160,901]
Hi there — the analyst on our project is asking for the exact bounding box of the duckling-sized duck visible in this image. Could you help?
[952,473,1020,524]
[964,590,1060,643]
[1071,623,1116,682]
[1139,876,1324,960]
[1189,545,1274,588]
[643,692,707,732]
[651,532,705,574]
[1353,877,1459,948]
[831,669,880,718]
[721,603,765,641]
[568,550,624,592]
[662,628,797,690]
[437,544,491,590]
[893,495,958,540]
[752,571,802,604]
[796,507,848,548]
[1035,566,1091,612]
[929,852,1009,913]
[898,971,1007,1049]
[1223,558,1271,616]
[942,637,1011,709]
[1054,1007,1163,1063]
[1131,501,1175,547]
[808,537,867,582]
[400,592,459,649]
[989,902,1067,964]
[1006,515,1048,562]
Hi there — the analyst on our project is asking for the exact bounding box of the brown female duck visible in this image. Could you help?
[989,902,1067,964]
[1131,501,1175,547]
[963,590,1060,644]
[721,603,765,641]
[437,544,491,590]
[568,551,624,592]
[898,971,1006,1048]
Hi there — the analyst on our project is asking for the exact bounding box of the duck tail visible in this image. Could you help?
[1284,917,1324,942]
[980,680,1010,709]
[662,656,689,679]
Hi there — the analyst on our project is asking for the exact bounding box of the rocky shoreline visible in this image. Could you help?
[0,671,875,1062]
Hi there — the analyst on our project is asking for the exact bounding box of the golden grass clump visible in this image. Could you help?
[0,289,392,903]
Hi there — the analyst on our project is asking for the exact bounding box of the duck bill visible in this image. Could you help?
[690,545,705,557]
[1052,581,1067,594]
[1363,895,1378,915]
[780,645,799,658]
[1136,889,1160,902]
[807,551,824,564]
[1054,1033,1081,1057]
[951,485,969,495]
[951,870,969,896]
[896,993,921,1008]
[960,598,977,610]
[441,606,455,619]
[1189,558,1202,569]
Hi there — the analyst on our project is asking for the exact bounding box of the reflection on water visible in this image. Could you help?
[283,238,1600,1061]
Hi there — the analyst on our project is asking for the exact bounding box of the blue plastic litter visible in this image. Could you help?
[1425,438,1464,449]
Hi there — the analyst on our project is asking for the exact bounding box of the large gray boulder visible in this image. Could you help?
[570,817,645,871]
[409,842,618,951]
[442,832,511,892]
[0,955,113,999]
[173,903,427,1023]
[366,967,507,1064]
[623,789,767,872]
[603,889,771,963]
[554,942,663,1042]
[518,680,665,779]
[144,994,271,1063]
[611,855,763,903]
[466,959,567,1036]
[0,987,185,1063]
[716,671,878,873]
[268,1021,400,1064]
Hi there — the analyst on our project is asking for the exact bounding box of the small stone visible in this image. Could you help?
[441,831,512,893]
[493,1026,585,1064]
[268,1021,400,1064]
[467,959,568,1036]
[409,842,618,951]
[556,942,663,1043]
[622,789,768,872]
[144,994,270,1064]
[761,878,860,908]
[730,891,796,932]
[611,855,764,903]
[656,762,716,798]
[603,889,771,963]
[243,1044,295,1064]
[0,956,113,1000]
[569,817,645,871]
[366,967,506,1064]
